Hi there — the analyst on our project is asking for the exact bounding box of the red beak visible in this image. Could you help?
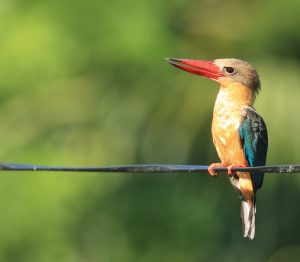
[166,58,224,80]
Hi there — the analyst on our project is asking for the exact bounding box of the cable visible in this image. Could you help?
[0,163,299,173]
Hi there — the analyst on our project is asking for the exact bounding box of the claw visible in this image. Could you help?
[227,164,246,176]
[208,163,226,177]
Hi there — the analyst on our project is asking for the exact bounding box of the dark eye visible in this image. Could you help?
[223,67,235,75]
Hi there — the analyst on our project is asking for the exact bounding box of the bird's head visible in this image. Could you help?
[166,58,260,96]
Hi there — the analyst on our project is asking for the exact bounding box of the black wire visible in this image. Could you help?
[0,163,299,173]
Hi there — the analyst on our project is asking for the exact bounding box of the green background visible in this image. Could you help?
[0,0,300,261]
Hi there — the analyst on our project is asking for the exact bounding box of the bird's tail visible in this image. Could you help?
[240,200,256,239]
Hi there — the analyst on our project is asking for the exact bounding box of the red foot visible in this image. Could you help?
[208,163,227,177]
[227,164,246,176]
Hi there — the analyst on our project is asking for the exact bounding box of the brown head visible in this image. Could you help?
[166,58,261,96]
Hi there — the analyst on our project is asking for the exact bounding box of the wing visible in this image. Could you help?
[238,107,268,192]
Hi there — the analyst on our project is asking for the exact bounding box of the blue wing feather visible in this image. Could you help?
[238,107,268,192]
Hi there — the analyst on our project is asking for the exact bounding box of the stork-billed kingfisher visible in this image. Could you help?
[166,58,268,239]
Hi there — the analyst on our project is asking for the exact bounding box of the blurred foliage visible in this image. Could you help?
[0,0,300,261]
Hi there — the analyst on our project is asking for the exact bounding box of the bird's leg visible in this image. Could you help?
[208,163,227,176]
[227,164,247,176]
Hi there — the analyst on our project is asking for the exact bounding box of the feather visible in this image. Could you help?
[239,107,268,191]
[238,107,268,239]
[241,201,256,239]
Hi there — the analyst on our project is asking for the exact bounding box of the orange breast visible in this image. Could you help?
[212,96,247,166]
[211,85,255,202]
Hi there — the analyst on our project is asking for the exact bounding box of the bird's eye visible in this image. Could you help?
[223,67,235,75]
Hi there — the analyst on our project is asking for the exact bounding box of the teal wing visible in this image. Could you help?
[239,107,268,192]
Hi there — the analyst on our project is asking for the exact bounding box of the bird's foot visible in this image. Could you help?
[227,164,247,176]
[208,163,227,177]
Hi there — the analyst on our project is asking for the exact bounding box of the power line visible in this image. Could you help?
[0,163,299,173]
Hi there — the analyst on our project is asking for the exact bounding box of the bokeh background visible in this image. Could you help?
[0,0,300,261]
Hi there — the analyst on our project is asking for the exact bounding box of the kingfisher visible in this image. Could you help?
[166,58,268,239]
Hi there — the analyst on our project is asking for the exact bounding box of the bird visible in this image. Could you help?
[166,57,268,239]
